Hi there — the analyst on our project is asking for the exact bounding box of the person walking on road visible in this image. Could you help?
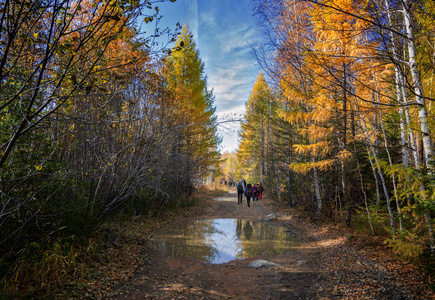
[245,183,253,207]
[258,183,264,200]
[237,179,245,204]
[252,183,258,201]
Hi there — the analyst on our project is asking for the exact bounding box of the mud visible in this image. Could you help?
[116,189,334,299]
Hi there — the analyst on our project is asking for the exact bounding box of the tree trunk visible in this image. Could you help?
[402,0,435,250]
[354,99,395,236]
[341,63,349,224]
[287,123,294,207]
[353,140,374,235]
[375,95,403,232]
[402,0,434,167]
[261,111,266,181]
[313,158,322,216]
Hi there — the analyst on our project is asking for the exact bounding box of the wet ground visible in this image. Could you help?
[115,189,428,299]
[146,218,298,264]
[116,189,332,299]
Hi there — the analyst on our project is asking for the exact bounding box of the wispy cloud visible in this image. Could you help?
[199,11,216,28]
[208,59,257,106]
[196,0,259,152]
[188,0,199,41]
[156,0,258,153]
[219,26,257,55]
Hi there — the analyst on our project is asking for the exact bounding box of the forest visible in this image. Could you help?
[1,0,435,298]
[0,0,221,295]
[227,0,435,261]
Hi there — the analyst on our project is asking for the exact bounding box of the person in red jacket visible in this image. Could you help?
[259,183,264,200]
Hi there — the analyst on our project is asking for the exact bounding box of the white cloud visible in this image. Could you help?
[219,131,240,153]
[201,25,258,111]
[216,105,245,154]
[209,62,256,108]
[193,0,260,152]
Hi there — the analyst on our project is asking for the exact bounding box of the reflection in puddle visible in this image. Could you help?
[146,219,298,264]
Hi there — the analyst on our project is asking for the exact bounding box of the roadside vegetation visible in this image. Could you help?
[0,185,227,298]
[3,0,435,297]
[228,0,435,283]
[0,0,221,297]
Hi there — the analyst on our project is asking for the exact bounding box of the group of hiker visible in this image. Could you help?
[236,179,264,207]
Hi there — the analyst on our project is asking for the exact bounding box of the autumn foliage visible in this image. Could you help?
[240,0,435,262]
[0,1,219,296]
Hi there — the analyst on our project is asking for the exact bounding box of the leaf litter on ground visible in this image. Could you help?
[59,188,435,299]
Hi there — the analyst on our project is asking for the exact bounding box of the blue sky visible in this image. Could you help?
[153,0,260,153]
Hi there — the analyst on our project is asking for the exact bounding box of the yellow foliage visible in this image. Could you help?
[280,111,309,124]
[293,141,331,157]
[336,149,353,161]
[298,124,334,141]
[385,215,427,259]
[290,159,336,174]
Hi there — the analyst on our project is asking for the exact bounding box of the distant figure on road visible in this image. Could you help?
[259,183,264,200]
[237,179,244,204]
[245,183,253,207]
[253,183,258,201]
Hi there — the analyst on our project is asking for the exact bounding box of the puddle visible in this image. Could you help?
[212,196,234,201]
[146,219,298,264]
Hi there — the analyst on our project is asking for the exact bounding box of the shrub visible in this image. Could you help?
[0,236,95,298]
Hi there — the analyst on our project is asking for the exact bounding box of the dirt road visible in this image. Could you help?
[116,189,430,299]
[115,190,332,299]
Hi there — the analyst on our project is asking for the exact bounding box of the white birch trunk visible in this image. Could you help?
[402,0,434,167]
[353,142,374,235]
[365,31,403,231]
[400,72,419,169]
[384,0,410,169]
[312,152,322,216]
[371,106,380,205]
[402,0,435,250]
[354,100,395,235]
[372,163,381,206]
[375,98,403,232]
[307,110,322,216]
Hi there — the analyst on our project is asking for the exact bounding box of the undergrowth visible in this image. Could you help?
[352,205,391,236]
[0,186,221,298]
[0,235,96,298]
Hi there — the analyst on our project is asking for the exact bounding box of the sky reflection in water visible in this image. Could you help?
[146,219,298,264]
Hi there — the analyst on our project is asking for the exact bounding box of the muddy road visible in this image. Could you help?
[116,189,333,299]
[115,189,426,299]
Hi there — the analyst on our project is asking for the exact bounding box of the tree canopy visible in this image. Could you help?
[238,0,435,257]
